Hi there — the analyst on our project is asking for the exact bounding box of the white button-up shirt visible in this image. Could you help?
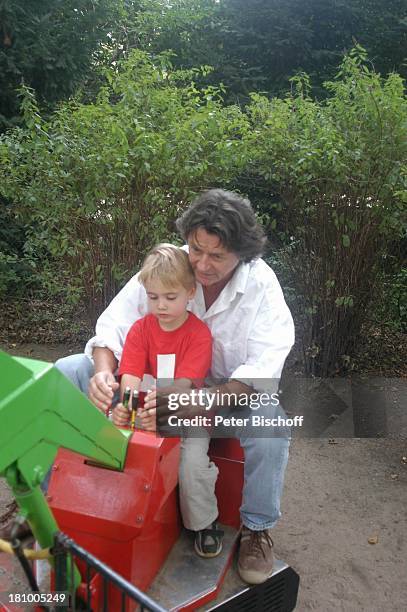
[85,258,295,392]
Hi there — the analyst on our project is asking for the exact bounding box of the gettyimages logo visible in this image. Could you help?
[167,388,281,411]
[156,380,305,438]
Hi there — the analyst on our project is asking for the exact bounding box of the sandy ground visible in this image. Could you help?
[1,343,406,611]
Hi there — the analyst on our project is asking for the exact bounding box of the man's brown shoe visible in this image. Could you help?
[0,500,32,541]
[237,526,274,584]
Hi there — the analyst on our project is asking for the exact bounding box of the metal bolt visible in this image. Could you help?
[33,465,44,486]
[46,495,53,502]
[136,515,143,523]
[52,465,59,471]
[143,484,151,492]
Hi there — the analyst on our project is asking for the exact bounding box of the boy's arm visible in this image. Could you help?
[120,374,142,397]
[113,320,147,427]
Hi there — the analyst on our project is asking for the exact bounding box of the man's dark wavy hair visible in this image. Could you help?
[176,189,267,262]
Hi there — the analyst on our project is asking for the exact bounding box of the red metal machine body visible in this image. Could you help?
[49,431,180,606]
[210,438,244,530]
[47,432,244,610]
[0,353,299,612]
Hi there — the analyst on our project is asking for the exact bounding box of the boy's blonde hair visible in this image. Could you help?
[139,243,195,291]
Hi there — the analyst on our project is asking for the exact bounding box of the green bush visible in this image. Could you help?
[0,201,36,298]
[245,48,407,375]
[0,51,248,322]
[372,265,407,333]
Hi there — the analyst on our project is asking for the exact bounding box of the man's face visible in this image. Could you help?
[187,228,240,287]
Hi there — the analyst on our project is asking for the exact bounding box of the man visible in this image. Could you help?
[2,189,294,584]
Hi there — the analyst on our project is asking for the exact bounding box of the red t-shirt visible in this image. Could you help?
[119,313,212,383]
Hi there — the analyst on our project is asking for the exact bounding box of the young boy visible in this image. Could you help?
[112,245,223,557]
[112,243,212,430]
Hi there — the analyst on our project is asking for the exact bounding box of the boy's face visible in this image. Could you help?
[144,278,195,331]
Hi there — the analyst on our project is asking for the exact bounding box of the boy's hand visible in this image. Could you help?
[89,371,119,413]
[139,389,157,431]
[112,402,130,427]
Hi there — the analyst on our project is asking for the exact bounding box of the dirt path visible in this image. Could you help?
[275,438,407,611]
[1,344,406,611]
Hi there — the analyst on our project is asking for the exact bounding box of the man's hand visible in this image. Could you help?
[88,370,119,413]
[112,402,130,427]
[153,385,209,428]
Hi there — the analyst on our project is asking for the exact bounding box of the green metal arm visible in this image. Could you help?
[0,350,129,588]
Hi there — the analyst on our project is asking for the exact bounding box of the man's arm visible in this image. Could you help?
[88,347,119,413]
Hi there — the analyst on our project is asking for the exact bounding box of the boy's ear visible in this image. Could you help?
[188,286,196,300]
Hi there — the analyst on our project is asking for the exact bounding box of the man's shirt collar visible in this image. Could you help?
[193,261,250,318]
